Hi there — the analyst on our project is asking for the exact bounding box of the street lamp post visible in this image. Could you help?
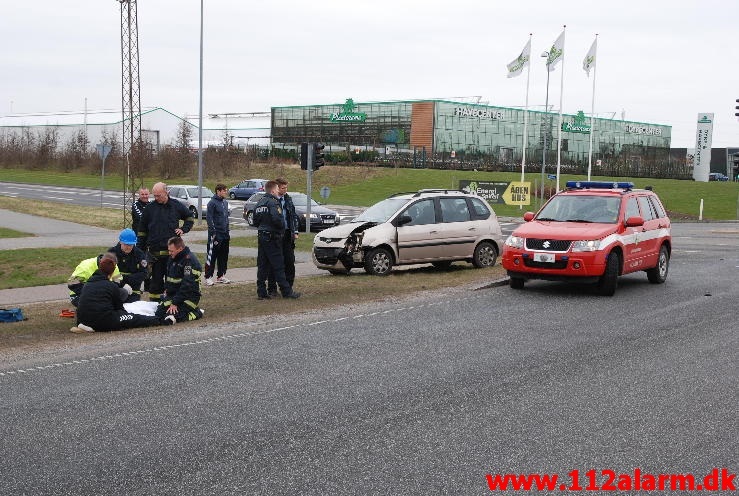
[196,0,204,224]
[540,51,551,207]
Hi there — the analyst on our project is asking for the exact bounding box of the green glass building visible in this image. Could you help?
[272,99,686,178]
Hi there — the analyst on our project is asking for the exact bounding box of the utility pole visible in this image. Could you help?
[118,0,143,227]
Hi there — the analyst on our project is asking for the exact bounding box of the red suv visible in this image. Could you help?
[501,181,671,296]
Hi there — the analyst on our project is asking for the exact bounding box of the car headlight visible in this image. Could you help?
[571,240,601,252]
[505,235,524,249]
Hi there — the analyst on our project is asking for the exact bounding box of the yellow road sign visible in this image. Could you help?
[502,182,531,205]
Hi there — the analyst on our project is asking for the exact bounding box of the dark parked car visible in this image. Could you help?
[708,172,729,182]
[243,192,341,231]
[228,179,268,200]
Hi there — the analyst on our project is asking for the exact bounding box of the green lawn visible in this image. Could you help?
[1,166,737,220]
[0,246,256,290]
[230,233,315,252]
[0,227,32,238]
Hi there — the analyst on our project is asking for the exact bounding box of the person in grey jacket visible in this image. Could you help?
[204,183,231,286]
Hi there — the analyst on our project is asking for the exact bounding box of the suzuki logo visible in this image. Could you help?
[542,240,551,248]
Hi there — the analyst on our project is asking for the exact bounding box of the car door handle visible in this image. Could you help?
[429,230,438,234]
[468,227,477,231]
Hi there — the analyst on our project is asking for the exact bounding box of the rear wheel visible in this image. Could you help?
[364,247,393,276]
[647,245,670,284]
[510,277,525,290]
[229,192,236,200]
[596,252,619,296]
[246,211,254,226]
[472,241,498,268]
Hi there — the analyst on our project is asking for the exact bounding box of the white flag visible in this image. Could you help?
[506,39,531,78]
[583,38,597,76]
[546,31,565,72]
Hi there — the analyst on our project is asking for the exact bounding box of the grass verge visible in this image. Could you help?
[0,264,505,351]
[0,246,256,289]
[229,233,315,252]
[0,227,32,238]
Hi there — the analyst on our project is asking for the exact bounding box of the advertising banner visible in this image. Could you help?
[459,180,531,206]
[692,113,714,182]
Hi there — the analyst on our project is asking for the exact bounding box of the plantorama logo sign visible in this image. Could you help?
[561,110,591,134]
[329,98,367,122]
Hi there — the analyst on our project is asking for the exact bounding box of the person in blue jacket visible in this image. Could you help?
[204,183,231,286]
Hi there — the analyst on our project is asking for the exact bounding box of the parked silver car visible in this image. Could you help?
[312,189,504,275]
[167,184,215,219]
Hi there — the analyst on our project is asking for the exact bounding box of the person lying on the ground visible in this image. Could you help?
[70,253,175,333]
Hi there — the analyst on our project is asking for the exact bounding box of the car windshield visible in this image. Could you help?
[353,198,408,223]
[186,187,214,198]
[290,193,319,207]
[536,195,621,224]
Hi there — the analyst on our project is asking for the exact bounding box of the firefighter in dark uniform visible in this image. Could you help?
[155,236,204,322]
[137,182,194,301]
[253,180,301,300]
[108,228,147,303]
[131,187,150,234]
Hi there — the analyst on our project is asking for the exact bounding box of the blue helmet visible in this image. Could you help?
[119,228,137,245]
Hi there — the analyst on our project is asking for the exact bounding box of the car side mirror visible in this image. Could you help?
[396,214,412,226]
[625,216,644,227]
[523,212,535,222]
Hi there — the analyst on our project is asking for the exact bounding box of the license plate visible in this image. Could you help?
[533,252,556,263]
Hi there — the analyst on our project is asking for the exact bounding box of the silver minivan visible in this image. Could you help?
[312,189,504,275]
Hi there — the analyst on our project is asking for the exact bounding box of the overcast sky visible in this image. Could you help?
[2,0,738,148]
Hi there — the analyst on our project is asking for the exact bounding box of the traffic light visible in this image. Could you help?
[735,99,739,118]
[300,142,309,170]
[313,142,325,170]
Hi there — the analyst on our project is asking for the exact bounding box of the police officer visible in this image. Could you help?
[253,180,300,300]
[137,182,194,301]
[108,228,147,302]
[155,236,204,322]
[267,177,299,297]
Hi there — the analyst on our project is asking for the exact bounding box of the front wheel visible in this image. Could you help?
[246,211,254,226]
[364,247,393,276]
[596,252,619,296]
[510,277,525,290]
[229,192,236,200]
[472,241,498,268]
[646,245,670,284]
[189,206,198,219]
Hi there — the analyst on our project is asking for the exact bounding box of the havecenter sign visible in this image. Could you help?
[459,180,531,206]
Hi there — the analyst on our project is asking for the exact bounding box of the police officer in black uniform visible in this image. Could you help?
[267,177,299,296]
[253,180,300,300]
[137,182,194,301]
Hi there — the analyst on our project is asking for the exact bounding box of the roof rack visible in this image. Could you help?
[412,188,465,197]
[565,181,634,191]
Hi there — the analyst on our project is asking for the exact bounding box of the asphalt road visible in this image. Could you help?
[1,224,736,495]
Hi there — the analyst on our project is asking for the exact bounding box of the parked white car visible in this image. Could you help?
[167,184,215,219]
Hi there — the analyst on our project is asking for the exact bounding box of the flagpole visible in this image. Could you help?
[556,25,566,192]
[521,33,532,185]
[587,34,598,181]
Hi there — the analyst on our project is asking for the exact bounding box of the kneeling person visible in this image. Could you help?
[108,228,147,302]
[156,236,204,322]
[71,253,166,333]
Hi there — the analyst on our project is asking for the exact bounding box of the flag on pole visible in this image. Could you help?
[546,31,565,72]
[506,38,531,78]
[583,37,597,76]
